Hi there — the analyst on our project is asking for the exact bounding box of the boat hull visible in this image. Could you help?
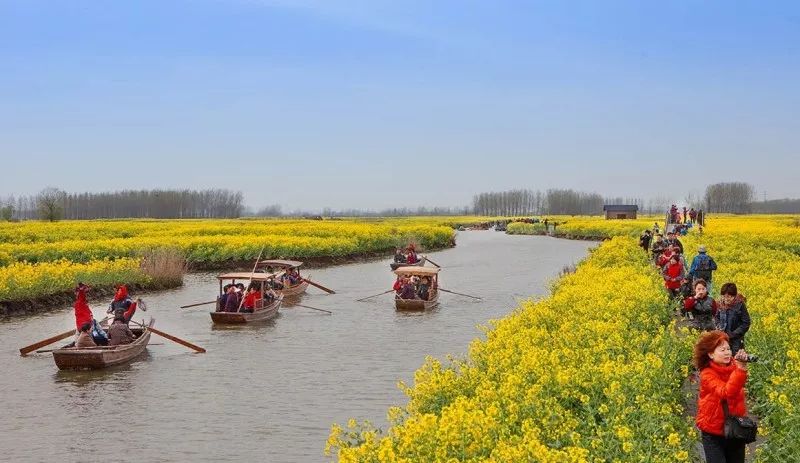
[395,290,439,311]
[210,296,283,324]
[53,318,154,370]
[278,281,308,298]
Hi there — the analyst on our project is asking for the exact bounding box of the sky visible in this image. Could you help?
[1,0,798,211]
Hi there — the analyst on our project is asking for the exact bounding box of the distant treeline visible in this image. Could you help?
[1,188,244,220]
[472,189,645,216]
[250,205,474,218]
[751,199,800,214]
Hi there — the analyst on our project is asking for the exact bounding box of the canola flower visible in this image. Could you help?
[0,218,466,302]
[329,215,800,462]
[0,258,147,302]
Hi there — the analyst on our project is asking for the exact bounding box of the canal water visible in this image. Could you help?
[0,232,596,462]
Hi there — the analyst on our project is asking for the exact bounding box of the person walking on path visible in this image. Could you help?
[662,254,686,298]
[690,245,718,294]
[715,283,751,354]
[684,279,717,331]
[665,231,684,254]
[693,330,750,463]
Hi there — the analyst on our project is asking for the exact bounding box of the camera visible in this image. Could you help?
[741,353,759,363]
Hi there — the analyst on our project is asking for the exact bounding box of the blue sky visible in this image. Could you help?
[1,0,798,210]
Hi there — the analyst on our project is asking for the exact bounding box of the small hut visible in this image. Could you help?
[603,204,638,220]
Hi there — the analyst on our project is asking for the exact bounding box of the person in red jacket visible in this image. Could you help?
[242,286,261,313]
[73,283,94,331]
[693,330,750,463]
[662,255,685,297]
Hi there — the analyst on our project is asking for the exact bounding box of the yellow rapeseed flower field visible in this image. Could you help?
[328,215,800,462]
[0,217,466,302]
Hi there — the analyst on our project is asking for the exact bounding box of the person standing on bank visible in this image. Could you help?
[694,330,750,463]
[639,230,652,253]
[715,283,751,354]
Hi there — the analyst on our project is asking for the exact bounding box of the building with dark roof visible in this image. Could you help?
[603,204,638,220]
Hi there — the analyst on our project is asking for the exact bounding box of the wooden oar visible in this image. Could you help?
[439,288,482,300]
[19,316,110,356]
[291,303,333,315]
[356,289,394,302]
[301,277,335,294]
[130,320,206,353]
[423,256,442,268]
[180,300,217,309]
[238,246,265,312]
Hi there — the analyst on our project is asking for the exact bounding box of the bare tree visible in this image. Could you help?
[37,187,67,221]
[704,182,755,213]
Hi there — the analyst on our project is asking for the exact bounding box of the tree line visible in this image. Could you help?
[472,189,645,216]
[0,181,796,221]
[0,188,244,221]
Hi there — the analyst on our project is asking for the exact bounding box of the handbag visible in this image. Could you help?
[722,400,758,443]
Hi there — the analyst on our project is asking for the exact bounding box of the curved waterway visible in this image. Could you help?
[0,232,596,462]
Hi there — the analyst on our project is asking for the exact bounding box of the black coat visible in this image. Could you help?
[714,297,751,351]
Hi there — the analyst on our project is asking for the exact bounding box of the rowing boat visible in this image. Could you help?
[393,266,440,311]
[52,318,154,370]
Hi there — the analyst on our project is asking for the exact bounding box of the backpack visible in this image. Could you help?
[695,255,716,279]
[696,255,716,271]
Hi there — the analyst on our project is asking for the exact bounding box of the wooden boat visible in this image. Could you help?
[389,256,426,271]
[393,266,440,311]
[217,259,309,299]
[210,295,283,324]
[52,318,154,370]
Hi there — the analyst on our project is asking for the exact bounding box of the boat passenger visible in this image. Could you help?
[417,277,431,301]
[108,313,136,346]
[75,322,97,348]
[73,283,94,332]
[394,249,406,263]
[242,287,260,313]
[406,247,418,264]
[264,284,277,303]
[398,278,417,300]
[224,285,240,312]
[218,284,232,312]
[393,276,403,295]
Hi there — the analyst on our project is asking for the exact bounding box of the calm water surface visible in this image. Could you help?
[0,232,596,462]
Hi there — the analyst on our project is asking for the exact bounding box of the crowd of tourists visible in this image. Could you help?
[72,283,146,348]
[393,274,434,301]
[641,213,755,463]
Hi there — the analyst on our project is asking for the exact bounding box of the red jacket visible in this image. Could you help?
[663,262,684,290]
[406,252,418,264]
[244,291,260,309]
[123,300,138,322]
[74,288,93,330]
[696,362,748,436]
[393,279,402,292]
[658,250,674,268]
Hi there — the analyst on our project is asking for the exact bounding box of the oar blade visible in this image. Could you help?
[19,329,74,356]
